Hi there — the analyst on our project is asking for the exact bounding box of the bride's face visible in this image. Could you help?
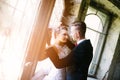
[56,29,68,43]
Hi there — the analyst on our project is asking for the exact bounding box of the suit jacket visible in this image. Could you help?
[46,39,93,80]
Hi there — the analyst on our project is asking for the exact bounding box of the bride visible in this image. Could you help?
[32,25,74,80]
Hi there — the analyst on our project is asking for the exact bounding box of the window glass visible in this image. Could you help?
[0,0,41,79]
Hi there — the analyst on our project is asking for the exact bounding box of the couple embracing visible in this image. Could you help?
[32,21,93,80]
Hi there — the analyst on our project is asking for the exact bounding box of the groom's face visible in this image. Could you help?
[70,26,78,41]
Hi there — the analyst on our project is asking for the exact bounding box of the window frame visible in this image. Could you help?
[20,0,56,79]
[85,3,113,76]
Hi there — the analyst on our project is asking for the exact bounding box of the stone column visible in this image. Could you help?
[61,0,90,26]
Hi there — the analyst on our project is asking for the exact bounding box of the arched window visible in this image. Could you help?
[85,6,110,76]
[85,13,103,53]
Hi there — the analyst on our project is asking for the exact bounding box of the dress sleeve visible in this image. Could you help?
[65,39,75,50]
[45,46,74,68]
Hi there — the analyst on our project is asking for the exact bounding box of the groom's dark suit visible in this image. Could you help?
[46,39,93,80]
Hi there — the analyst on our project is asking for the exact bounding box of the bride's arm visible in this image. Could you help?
[46,46,74,68]
[38,52,48,61]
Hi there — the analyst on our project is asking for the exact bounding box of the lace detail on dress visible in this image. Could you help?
[55,44,71,59]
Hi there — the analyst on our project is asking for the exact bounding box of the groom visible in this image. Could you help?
[46,21,93,80]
